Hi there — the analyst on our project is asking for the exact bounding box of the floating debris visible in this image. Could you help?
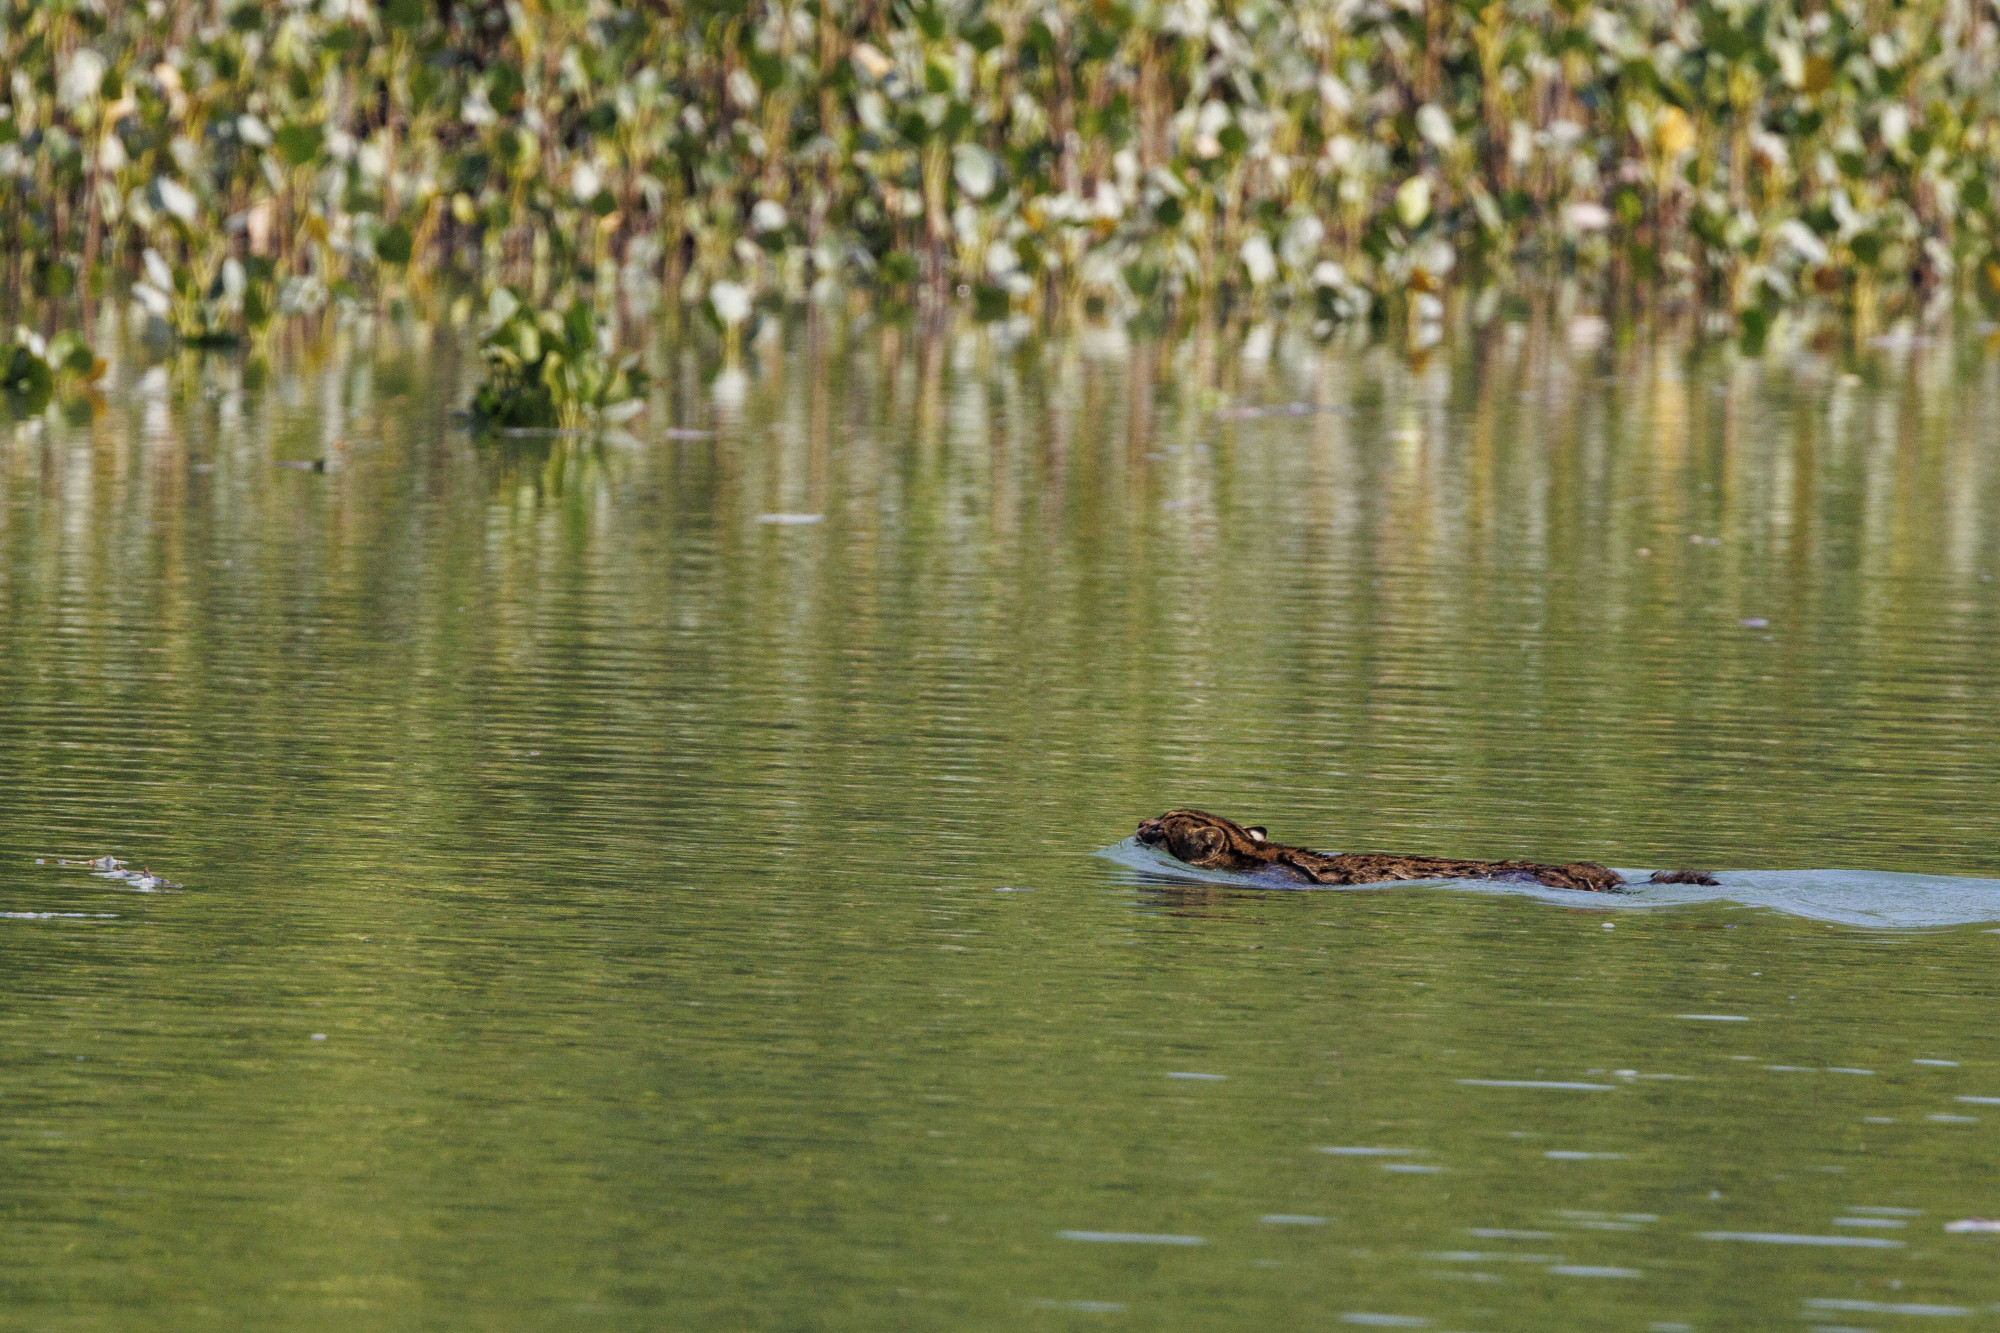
[756,513,825,525]
[1057,1230,1204,1245]
[663,428,714,441]
[1944,1219,2000,1234]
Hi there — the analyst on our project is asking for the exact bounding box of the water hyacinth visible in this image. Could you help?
[2,0,2000,342]
[470,288,647,430]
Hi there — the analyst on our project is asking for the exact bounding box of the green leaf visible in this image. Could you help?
[4,349,54,416]
[747,50,785,92]
[1081,24,1121,61]
[1737,307,1767,356]
[563,301,595,352]
[964,20,1003,52]
[375,220,413,265]
[972,283,1010,321]
[1613,186,1644,228]
[487,64,522,111]
[274,122,324,167]
[35,259,75,299]
[408,60,438,109]
[383,0,426,29]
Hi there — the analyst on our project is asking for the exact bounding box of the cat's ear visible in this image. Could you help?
[1245,826,1267,843]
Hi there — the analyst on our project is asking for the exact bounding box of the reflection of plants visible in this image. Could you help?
[4,329,103,417]
[470,290,647,431]
[477,433,610,509]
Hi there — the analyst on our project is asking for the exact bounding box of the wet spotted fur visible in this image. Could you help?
[1134,809,1717,892]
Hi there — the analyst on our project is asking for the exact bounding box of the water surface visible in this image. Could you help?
[3,316,1999,1328]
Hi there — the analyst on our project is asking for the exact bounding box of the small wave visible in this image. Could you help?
[1095,838,2000,929]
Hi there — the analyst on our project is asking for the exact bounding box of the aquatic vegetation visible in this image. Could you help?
[130,247,275,347]
[5,0,2000,341]
[3,327,101,416]
[470,289,647,430]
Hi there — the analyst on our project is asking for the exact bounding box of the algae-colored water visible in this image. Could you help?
[3,319,1999,1329]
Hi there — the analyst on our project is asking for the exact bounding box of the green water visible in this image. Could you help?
[3,318,2000,1329]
